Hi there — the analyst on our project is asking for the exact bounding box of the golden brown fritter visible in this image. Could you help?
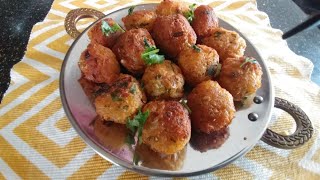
[78,43,120,84]
[201,27,246,62]
[218,56,263,101]
[187,80,235,133]
[152,14,197,59]
[142,60,184,100]
[177,45,219,87]
[94,74,146,124]
[155,0,189,16]
[191,5,219,38]
[112,28,155,74]
[135,143,186,170]
[88,18,123,48]
[142,101,191,154]
[122,10,157,32]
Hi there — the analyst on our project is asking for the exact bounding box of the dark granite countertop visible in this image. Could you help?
[0,0,319,102]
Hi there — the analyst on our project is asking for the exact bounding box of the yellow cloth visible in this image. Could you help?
[0,0,320,179]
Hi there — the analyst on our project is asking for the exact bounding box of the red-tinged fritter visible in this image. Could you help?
[177,44,219,87]
[142,60,184,100]
[112,28,155,74]
[142,101,191,154]
[94,74,146,124]
[135,143,186,170]
[78,43,120,84]
[201,27,246,62]
[152,14,197,59]
[155,0,189,16]
[122,10,157,32]
[191,5,219,38]
[187,80,235,133]
[218,56,263,101]
[88,18,123,48]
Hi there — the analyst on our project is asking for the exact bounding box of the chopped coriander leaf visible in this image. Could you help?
[206,65,215,76]
[240,57,257,68]
[128,6,136,15]
[192,44,201,52]
[141,38,164,65]
[133,153,140,165]
[129,84,137,94]
[213,63,222,78]
[101,21,124,36]
[143,38,152,48]
[125,134,135,145]
[111,92,122,101]
[184,3,196,23]
[126,109,150,143]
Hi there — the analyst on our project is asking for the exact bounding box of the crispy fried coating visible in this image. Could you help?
[88,18,123,48]
[142,60,184,100]
[187,80,235,133]
[78,43,120,84]
[201,27,246,62]
[191,5,219,38]
[142,101,191,154]
[122,10,157,32]
[178,44,219,87]
[218,56,263,101]
[155,0,189,16]
[112,28,155,74]
[94,74,146,124]
[152,14,197,59]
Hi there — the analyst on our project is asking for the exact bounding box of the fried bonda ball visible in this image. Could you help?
[79,43,120,84]
[218,56,263,101]
[88,18,123,48]
[152,14,197,59]
[191,5,219,38]
[187,80,235,133]
[155,0,189,16]
[201,27,246,62]
[142,60,184,100]
[142,101,191,154]
[95,74,146,124]
[177,45,219,87]
[112,28,155,74]
[122,10,157,32]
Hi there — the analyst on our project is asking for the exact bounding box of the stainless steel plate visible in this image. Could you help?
[60,4,274,177]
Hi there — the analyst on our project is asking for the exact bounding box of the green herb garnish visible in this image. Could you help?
[180,99,192,113]
[184,3,196,23]
[214,63,222,78]
[141,38,164,65]
[192,44,201,52]
[111,92,122,101]
[129,84,136,94]
[240,57,257,68]
[133,153,140,165]
[126,108,150,145]
[101,21,124,36]
[128,6,136,15]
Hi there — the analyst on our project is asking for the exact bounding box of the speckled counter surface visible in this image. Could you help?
[0,0,319,102]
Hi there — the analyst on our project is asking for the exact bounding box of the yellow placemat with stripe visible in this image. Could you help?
[1,0,320,179]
